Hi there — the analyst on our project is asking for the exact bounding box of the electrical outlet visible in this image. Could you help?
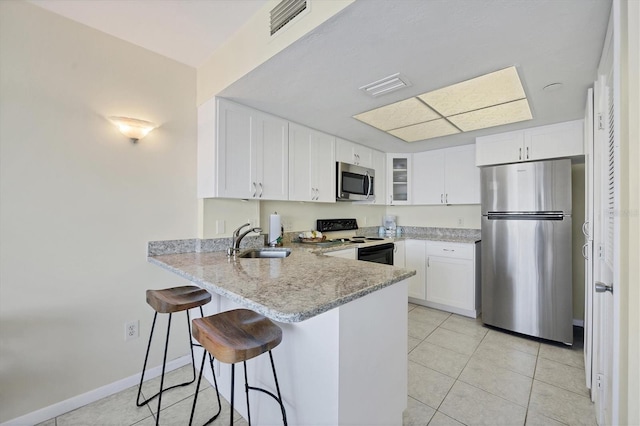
[216,220,225,234]
[457,217,464,226]
[125,320,139,341]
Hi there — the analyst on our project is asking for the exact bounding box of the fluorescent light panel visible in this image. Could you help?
[353,66,532,142]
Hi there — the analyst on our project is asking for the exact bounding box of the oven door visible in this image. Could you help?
[357,243,394,265]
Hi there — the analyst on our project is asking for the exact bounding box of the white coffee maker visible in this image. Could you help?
[383,215,397,237]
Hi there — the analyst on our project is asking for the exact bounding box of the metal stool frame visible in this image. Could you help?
[189,349,287,426]
[136,306,221,425]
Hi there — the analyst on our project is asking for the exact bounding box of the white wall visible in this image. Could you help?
[0,2,198,422]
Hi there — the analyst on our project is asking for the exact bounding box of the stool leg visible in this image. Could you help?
[188,349,206,426]
[198,306,222,424]
[269,351,288,426]
[137,309,202,409]
[155,312,172,425]
[230,363,235,426]
[244,361,252,426]
[136,311,158,407]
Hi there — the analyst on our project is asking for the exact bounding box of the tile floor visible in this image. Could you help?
[405,303,596,426]
[37,304,596,425]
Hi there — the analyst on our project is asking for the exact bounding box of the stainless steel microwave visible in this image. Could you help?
[336,162,375,201]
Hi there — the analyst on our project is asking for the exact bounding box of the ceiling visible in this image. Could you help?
[28,0,269,67]
[30,0,612,153]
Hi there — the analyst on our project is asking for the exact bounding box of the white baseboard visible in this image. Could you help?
[573,319,585,327]
[1,355,191,426]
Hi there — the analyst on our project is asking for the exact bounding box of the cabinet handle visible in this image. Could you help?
[582,243,589,260]
[582,221,590,238]
[441,194,444,203]
[519,147,522,161]
[445,194,448,204]
[259,182,263,198]
[427,256,430,267]
[443,248,455,252]
[252,182,257,198]
[526,146,529,159]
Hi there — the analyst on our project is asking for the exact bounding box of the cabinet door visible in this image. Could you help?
[335,138,354,164]
[445,144,480,204]
[311,130,336,203]
[387,154,411,205]
[353,144,373,168]
[426,256,474,310]
[258,113,289,200]
[216,99,257,198]
[404,240,426,300]
[475,130,524,166]
[336,138,372,167]
[412,150,445,204]
[288,123,314,201]
[525,119,584,161]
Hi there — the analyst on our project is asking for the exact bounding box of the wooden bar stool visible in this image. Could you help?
[189,309,287,426]
[136,286,221,426]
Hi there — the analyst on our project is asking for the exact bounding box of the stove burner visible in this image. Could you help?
[366,237,384,240]
[350,240,365,244]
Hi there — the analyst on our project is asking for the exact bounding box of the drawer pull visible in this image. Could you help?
[443,249,455,252]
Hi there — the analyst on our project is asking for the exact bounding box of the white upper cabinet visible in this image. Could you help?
[336,138,373,168]
[387,154,411,205]
[412,144,480,205]
[288,123,336,203]
[476,119,584,166]
[198,98,288,200]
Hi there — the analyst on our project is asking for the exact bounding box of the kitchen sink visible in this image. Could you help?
[238,248,291,258]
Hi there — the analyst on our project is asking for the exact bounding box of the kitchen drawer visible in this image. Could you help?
[426,241,474,260]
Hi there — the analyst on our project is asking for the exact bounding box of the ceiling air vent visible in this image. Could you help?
[359,73,411,97]
[271,0,307,36]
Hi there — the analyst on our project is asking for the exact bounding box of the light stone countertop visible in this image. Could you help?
[148,247,415,323]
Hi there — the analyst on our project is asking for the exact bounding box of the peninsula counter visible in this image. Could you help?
[149,245,415,425]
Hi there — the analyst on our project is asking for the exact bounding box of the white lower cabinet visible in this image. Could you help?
[324,248,356,260]
[407,239,480,318]
[404,240,427,300]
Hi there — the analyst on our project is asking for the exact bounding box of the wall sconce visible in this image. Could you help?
[109,116,157,143]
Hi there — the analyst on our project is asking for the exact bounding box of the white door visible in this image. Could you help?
[583,87,595,393]
[591,9,619,423]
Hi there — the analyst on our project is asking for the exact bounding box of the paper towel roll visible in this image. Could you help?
[269,213,281,246]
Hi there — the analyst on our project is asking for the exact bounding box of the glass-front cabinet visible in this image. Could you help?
[387,154,411,205]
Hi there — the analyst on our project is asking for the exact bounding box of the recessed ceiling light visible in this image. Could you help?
[418,67,526,116]
[447,99,532,132]
[388,119,460,142]
[353,98,439,131]
[543,82,563,92]
[352,66,532,143]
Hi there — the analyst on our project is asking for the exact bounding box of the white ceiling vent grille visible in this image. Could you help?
[271,0,307,36]
[359,73,411,97]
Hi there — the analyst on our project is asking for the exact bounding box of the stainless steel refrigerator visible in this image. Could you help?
[481,159,573,344]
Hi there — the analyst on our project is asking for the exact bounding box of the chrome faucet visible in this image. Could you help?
[228,223,262,256]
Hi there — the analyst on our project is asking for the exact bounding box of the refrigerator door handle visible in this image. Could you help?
[487,212,565,220]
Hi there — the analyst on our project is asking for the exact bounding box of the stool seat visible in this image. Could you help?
[192,309,282,364]
[137,285,219,426]
[146,286,212,313]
